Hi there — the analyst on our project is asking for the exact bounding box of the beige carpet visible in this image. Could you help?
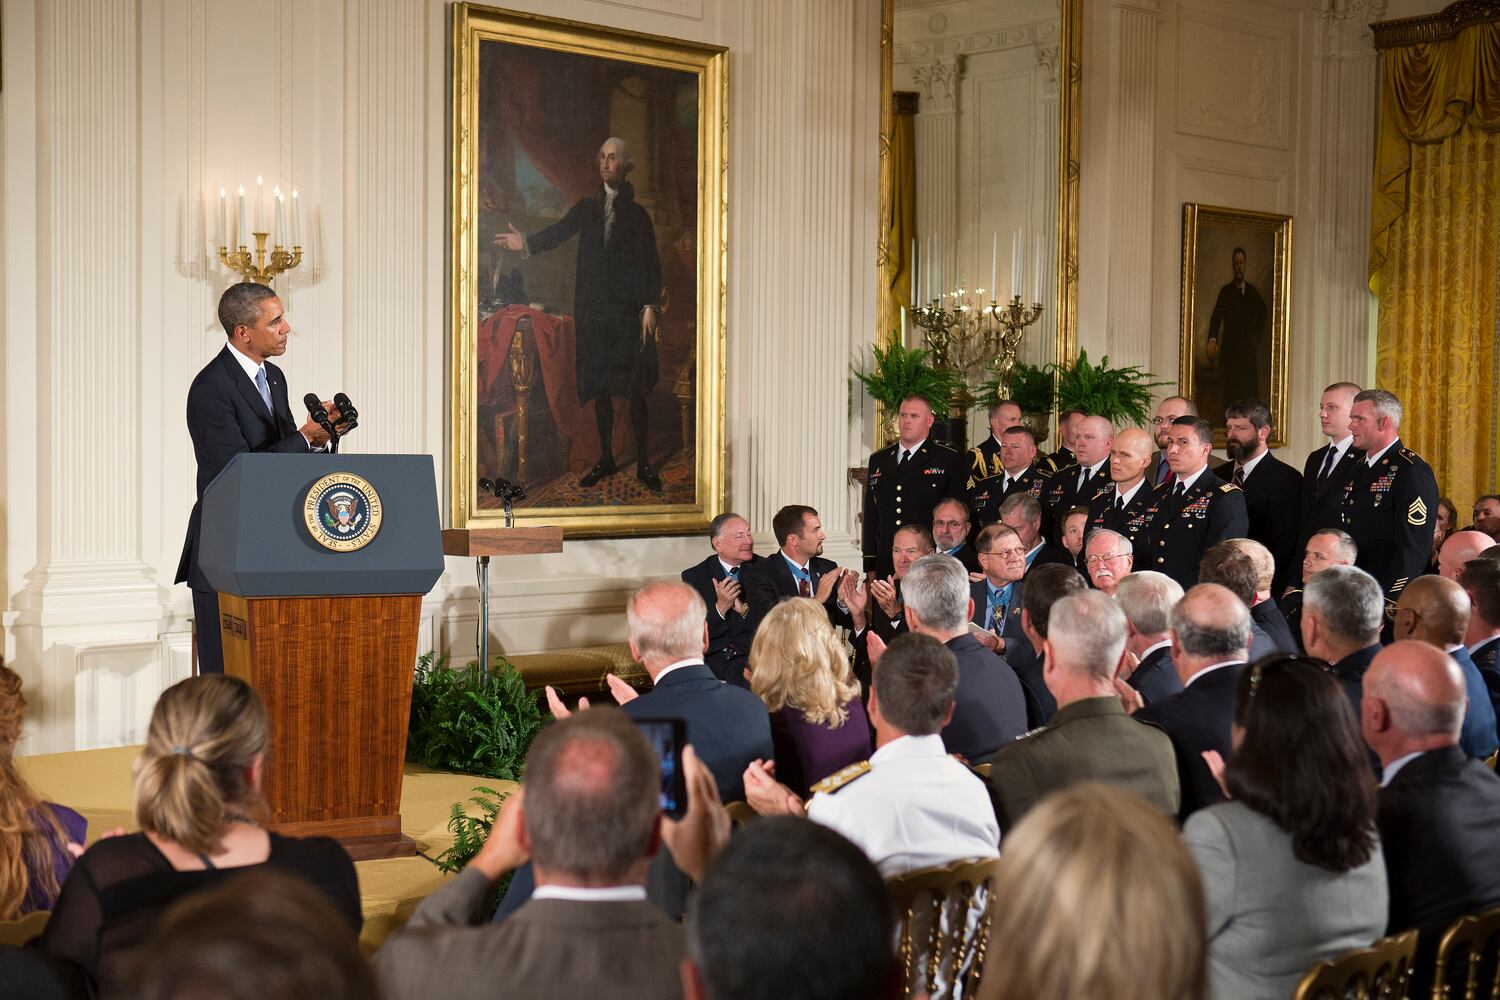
[19,745,513,952]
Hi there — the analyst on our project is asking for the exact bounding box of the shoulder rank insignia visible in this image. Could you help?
[810,760,871,795]
[1397,448,1418,462]
[932,439,957,452]
[1014,724,1048,742]
[1219,483,1240,493]
[1408,497,1428,525]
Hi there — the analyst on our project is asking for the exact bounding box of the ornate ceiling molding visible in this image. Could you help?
[1370,0,1500,49]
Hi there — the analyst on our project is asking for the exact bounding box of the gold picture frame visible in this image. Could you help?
[449,3,728,537]
[1179,203,1292,449]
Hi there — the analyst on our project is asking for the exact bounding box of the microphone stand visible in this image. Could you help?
[474,478,527,683]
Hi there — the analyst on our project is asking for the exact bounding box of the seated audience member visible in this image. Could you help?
[1133,584,1250,820]
[999,493,1073,572]
[1082,528,1133,597]
[0,665,84,918]
[1301,564,1384,718]
[903,554,1028,762]
[1459,558,1500,706]
[1225,538,1297,653]
[128,871,373,1000]
[1060,505,1091,562]
[976,785,1207,1000]
[1392,575,1499,759]
[1198,541,1281,659]
[844,524,935,688]
[1184,657,1386,1000]
[1115,572,1186,705]
[932,498,981,573]
[1362,641,1500,994]
[968,523,1028,659]
[380,709,730,1000]
[747,598,872,799]
[681,512,762,686]
[988,592,1179,829]
[1016,563,1089,723]
[744,633,998,875]
[39,676,360,996]
[1427,496,1458,574]
[683,817,898,1000]
[1474,494,1500,541]
[1281,528,1357,648]
[1438,527,1496,580]
[743,505,852,634]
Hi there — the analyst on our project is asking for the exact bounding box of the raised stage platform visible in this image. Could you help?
[18,744,509,952]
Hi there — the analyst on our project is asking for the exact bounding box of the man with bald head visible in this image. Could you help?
[1438,528,1496,580]
[1084,427,1159,564]
[1134,583,1251,819]
[1150,394,1197,485]
[1363,641,1500,987]
[1043,415,1114,540]
[987,591,1179,830]
[1393,576,1499,759]
[1083,529,1133,597]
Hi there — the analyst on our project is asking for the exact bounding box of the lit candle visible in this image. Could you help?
[1011,229,1021,298]
[274,187,285,244]
[991,232,998,298]
[237,186,246,247]
[291,190,300,246]
[910,237,917,304]
[1034,237,1043,303]
[927,234,935,301]
[256,175,264,232]
[218,188,227,248]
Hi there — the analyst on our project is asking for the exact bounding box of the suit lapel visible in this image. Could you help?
[265,362,293,436]
[218,348,276,430]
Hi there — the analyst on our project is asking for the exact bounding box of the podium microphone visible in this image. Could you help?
[333,392,359,433]
[304,393,339,451]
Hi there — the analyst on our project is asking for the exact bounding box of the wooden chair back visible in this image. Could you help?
[0,910,50,947]
[1484,749,1498,772]
[887,856,1002,999]
[724,800,756,828]
[1433,905,1500,1000]
[970,762,992,780]
[1292,929,1419,1000]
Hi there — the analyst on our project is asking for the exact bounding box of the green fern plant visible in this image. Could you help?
[852,341,967,418]
[1049,351,1169,427]
[976,362,1054,414]
[406,652,547,780]
[432,786,512,917]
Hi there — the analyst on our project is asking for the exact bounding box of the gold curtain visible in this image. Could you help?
[1371,22,1500,516]
[887,99,916,342]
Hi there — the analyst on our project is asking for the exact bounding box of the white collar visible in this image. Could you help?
[653,658,704,684]
[1379,750,1427,787]
[1174,466,1208,493]
[1235,449,1268,479]
[717,558,742,576]
[780,551,810,576]
[1327,435,1353,460]
[1140,638,1172,660]
[1080,458,1107,478]
[1184,659,1242,688]
[226,342,266,381]
[1365,440,1398,467]
[870,733,947,764]
[899,438,927,459]
[533,884,647,902]
[1024,541,1045,564]
[1469,634,1500,654]
[1116,478,1146,507]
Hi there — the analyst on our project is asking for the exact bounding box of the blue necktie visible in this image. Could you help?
[988,584,1011,631]
[254,367,274,416]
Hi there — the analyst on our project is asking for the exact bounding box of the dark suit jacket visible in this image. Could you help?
[1215,452,1304,594]
[1330,644,1382,721]
[946,540,982,575]
[1134,662,1245,820]
[941,633,1029,765]
[1449,647,1499,759]
[1278,589,1305,651]
[621,663,772,804]
[680,554,761,684]
[1297,441,1362,566]
[378,868,685,1000]
[1250,600,1297,656]
[1128,644,1183,705]
[742,552,852,636]
[1472,636,1500,722]
[969,578,1052,724]
[176,346,312,588]
[1026,541,1076,573]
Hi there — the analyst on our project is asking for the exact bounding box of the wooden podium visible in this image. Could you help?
[200,454,444,861]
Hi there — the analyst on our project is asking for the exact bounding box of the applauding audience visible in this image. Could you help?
[1183,656,1386,1000]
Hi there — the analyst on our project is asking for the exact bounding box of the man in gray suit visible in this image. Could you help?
[375,708,729,1000]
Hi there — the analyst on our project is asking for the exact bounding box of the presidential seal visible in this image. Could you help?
[303,473,383,552]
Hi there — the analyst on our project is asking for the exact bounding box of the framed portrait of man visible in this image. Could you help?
[1178,203,1291,448]
[449,3,727,537]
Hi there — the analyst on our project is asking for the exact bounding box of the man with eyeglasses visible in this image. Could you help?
[1150,395,1198,486]
[1145,415,1248,588]
[968,523,1028,658]
[1083,529,1134,598]
[930,498,980,575]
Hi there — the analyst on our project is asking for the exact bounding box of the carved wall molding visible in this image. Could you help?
[895,21,1059,65]
[1316,0,1390,57]
[1175,9,1292,150]
[1035,43,1059,93]
[912,56,964,114]
[1372,0,1500,48]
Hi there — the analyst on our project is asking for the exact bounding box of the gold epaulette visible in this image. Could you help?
[1396,447,1419,463]
[1219,483,1240,493]
[810,760,871,795]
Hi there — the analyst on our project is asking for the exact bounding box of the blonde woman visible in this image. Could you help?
[979,784,1208,1000]
[748,598,871,798]
[40,676,361,995]
[0,665,85,917]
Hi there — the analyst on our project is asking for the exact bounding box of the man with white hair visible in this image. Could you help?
[1302,564,1386,720]
[987,591,1179,830]
[1083,529,1133,597]
[1115,571,1186,705]
[494,137,666,492]
[1343,388,1439,622]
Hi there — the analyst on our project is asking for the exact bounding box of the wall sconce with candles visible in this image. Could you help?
[217,175,302,286]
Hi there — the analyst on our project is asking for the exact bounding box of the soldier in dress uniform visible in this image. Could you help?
[1084,427,1160,565]
[862,395,968,576]
[1145,415,1249,588]
[970,425,1054,526]
[1049,408,1088,469]
[1043,415,1115,541]
[1341,389,1439,624]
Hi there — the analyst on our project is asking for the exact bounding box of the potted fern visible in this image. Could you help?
[853,342,968,442]
[976,362,1054,444]
[1049,351,1168,428]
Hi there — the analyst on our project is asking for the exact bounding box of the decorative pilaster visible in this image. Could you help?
[913,57,964,301]
[1031,42,1061,367]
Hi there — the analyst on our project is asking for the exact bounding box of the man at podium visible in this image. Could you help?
[175,283,348,673]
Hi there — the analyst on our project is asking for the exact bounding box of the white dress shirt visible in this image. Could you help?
[1116,478,1147,508]
[1233,448,1268,481]
[532,884,648,902]
[227,343,324,451]
[1184,659,1242,689]
[1364,440,1398,467]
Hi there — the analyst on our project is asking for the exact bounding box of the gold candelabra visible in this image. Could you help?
[218,232,302,286]
[909,287,1045,398]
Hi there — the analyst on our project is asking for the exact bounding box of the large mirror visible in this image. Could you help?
[878,0,1080,448]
